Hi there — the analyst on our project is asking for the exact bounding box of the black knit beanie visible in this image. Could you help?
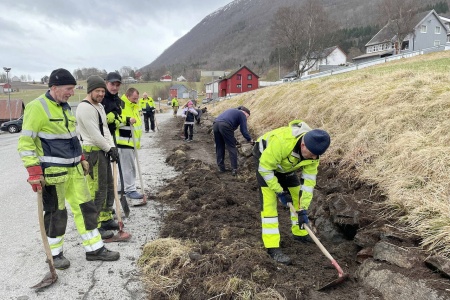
[303,129,331,156]
[87,75,107,93]
[48,68,77,87]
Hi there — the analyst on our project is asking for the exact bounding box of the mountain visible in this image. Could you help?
[140,0,443,78]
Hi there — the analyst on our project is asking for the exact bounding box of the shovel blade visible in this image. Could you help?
[103,231,132,243]
[31,271,58,290]
[120,195,130,218]
[317,273,349,291]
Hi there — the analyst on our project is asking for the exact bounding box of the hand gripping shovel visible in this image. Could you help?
[104,162,132,242]
[287,202,349,290]
[131,125,147,205]
[31,189,58,289]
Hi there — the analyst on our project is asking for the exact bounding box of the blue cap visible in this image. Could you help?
[303,129,330,155]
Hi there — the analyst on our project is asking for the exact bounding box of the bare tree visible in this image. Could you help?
[378,0,421,54]
[270,0,334,78]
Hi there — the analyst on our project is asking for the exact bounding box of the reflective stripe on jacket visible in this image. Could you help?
[18,94,82,168]
[116,94,142,149]
[256,120,319,209]
[139,97,156,111]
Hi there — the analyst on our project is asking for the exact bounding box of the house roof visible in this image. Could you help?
[170,84,187,90]
[222,65,259,81]
[310,46,346,59]
[366,9,446,47]
[352,49,394,60]
[0,99,24,120]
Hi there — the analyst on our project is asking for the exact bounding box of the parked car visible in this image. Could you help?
[123,77,138,84]
[0,115,23,133]
[202,98,213,104]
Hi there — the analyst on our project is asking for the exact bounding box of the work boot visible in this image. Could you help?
[126,191,144,199]
[218,166,228,173]
[52,252,70,270]
[101,219,120,231]
[267,248,291,265]
[98,228,114,239]
[86,246,120,261]
[231,169,238,176]
[293,235,313,244]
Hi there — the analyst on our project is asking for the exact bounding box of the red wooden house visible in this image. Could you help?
[218,65,259,97]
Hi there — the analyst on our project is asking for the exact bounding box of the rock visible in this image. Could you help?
[356,247,373,263]
[356,260,447,300]
[373,241,423,269]
[425,256,450,278]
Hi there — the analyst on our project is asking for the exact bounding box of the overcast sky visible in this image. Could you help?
[0,0,232,81]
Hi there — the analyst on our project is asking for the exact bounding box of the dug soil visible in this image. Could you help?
[145,111,450,300]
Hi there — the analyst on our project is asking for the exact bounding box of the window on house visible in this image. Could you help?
[247,84,252,88]
[434,40,441,46]
[237,84,241,89]
[420,25,427,33]
[237,74,241,80]
[247,74,252,80]
[447,35,450,43]
[435,26,441,34]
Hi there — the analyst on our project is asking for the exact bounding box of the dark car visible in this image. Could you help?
[0,115,23,133]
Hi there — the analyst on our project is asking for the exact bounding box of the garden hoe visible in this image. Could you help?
[103,162,132,242]
[31,190,58,290]
[131,126,147,206]
[287,202,349,290]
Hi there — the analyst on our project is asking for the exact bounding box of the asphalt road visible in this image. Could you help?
[0,112,177,299]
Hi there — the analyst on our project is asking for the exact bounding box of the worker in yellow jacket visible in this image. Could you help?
[252,120,330,265]
[17,68,120,270]
[117,87,144,206]
[139,92,156,132]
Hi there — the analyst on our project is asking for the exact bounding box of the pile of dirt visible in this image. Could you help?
[141,112,450,300]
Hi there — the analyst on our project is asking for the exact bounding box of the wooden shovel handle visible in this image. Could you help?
[112,162,123,225]
[37,190,57,276]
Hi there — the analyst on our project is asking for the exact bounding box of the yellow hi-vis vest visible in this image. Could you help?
[116,94,142,149]
[256,120,319,210]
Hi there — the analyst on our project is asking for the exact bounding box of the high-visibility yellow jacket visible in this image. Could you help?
[256,120,320,210]
[116,94,142,149]
[139,97,156,112]
[18,93,82,169]
[171,97,179,107]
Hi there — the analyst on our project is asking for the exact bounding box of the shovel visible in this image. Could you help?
[131,125,147,205]
[103,162,132,242]
[287,202,349,290]
[112,134,130,218]
[31,189,58,290]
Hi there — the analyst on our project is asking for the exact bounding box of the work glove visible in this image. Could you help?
[26,165,45,192]
[106,112,116,124]
[298,210,309,228]
[249,139,255,146]
[80,154,89,176]
[107,147,120,162]
[276,191,292,207]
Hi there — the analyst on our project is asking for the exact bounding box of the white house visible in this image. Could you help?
[177,75,187,82]
[301,46,347,76]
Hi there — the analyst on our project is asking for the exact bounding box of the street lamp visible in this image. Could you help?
[3,67,11,121]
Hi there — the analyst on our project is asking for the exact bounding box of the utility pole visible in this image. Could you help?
[3,67,12,121]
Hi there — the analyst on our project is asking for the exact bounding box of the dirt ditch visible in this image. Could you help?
[140,112,450,300]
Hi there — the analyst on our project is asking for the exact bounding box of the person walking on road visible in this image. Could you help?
[18,68,120,270]
[181,100,198,142]
[117,87,144,206]
[76,75,131,241]
[213,106,253,176]
[171,96,179,117]
[252,120,330,265]
[139,92,156,132]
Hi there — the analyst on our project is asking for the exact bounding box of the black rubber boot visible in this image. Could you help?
[267,248,291,265]
[101,219,120,231]
[293,235,313,244]
[52,252,70,270]
[86,246,120,261]
[98,228,114,239]
[231,169,238,176]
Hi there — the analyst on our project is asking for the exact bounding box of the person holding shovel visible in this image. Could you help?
[18,68,120,271]
[117,87,145,206]
[76,75,131,242]
[139,92,156,132]
[252,120,330,265]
